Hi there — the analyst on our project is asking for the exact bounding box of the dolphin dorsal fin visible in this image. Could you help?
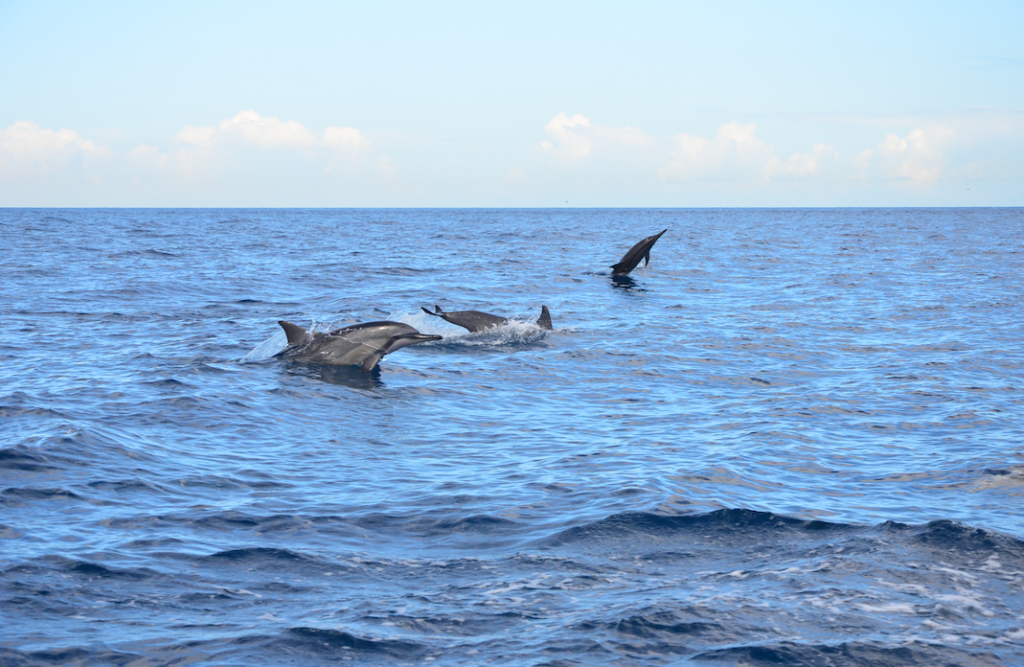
[278,320,309,346]
[537,305,553,330]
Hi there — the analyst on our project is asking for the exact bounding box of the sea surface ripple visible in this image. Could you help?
[1,208,1023,666]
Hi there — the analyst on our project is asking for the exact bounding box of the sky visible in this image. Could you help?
[1,0,1022,207]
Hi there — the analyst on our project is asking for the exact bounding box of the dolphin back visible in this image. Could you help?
[276,320,440,371]
[420,305,508,332]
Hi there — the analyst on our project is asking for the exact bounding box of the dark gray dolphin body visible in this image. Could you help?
[611,229,667,275]
[421,305,552,333]
[276,320,441,372]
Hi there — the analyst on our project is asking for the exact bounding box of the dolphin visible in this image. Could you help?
[276,320,441,372]
[611,229,667,275]
[420,305,552,333]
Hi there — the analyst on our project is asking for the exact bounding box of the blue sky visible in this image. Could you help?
[1,0,1022,206]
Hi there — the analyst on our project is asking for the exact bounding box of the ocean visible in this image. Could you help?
[1,207,1022,666]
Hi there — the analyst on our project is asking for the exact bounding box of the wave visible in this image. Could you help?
[2,423,160,473]
[102,510,350,537]
[274,627,429,660]
[354,512,522,538]
[544,508,852,547]
[4,556,160,581]
[0,647,146,666]
[541,508,1024,568]
[0,404,69,421]
[86,479,169,493]
[692,640,1006,666]
[107,248,181,258]
[590,613,722,640]
[910,519,1024,559]
[1,487,86,504]
[202,547,323,565]
[0,446,59,473]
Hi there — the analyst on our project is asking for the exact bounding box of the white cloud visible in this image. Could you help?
[3,108,1022,205]
[763,143,840,181]
[539,112,654,161]
[172,125,216,145]
[218,109,317,148]
[540,112,593,160]
[157,110,375,180]
[0,120,110,177]
[0,112,382,204]
[659,122,774,181]
[168,112,370,156]
[658,121,964,187]
[323,126,370,153]
[535,114,966,193]
[855,126,953,184]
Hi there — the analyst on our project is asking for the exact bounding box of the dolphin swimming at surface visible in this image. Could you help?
[611,229,667,275]
[276,320,442,372]
[420,305,553,333]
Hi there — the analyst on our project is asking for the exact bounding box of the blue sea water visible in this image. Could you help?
[1,207,1023,666]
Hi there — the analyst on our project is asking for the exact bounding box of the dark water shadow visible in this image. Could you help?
[318,365,383,389]
[284,363,384,389]
[610,275,645,292]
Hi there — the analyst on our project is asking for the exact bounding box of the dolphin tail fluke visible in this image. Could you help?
[610,262,629,275]
[278,320,309,346]
[421,306,439,317]
[537,305,553,330]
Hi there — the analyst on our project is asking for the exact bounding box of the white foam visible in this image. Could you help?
[933,566,979,584]
[393,310,551,346]
[856,602,917,614]
[239,317,374,363]
[241,330,288,363]
[937,593,994,617]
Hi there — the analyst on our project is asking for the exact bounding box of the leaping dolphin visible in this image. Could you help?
[276,320,441,372]
[611,229,667,275]
[420,305,552,333]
